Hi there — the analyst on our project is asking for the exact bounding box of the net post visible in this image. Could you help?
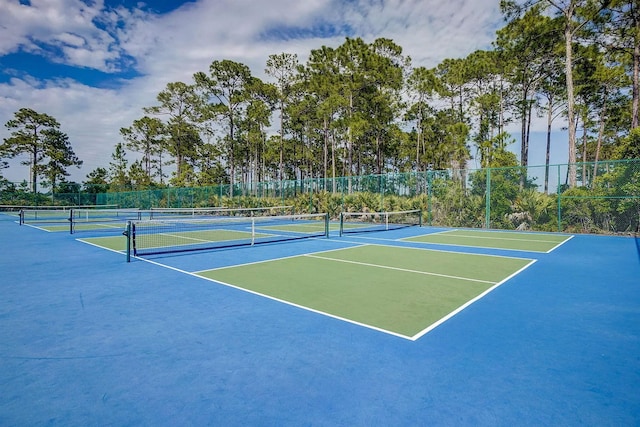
[419,209,423,227]
[19,209,24,225]
[125,221,132,263]
[325,213,329,237]
[251,217,255,245]
[69,208,74,234]
[385,212,389,231]
[339,212,344,237]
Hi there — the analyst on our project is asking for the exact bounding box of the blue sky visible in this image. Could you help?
[0,0,566,184]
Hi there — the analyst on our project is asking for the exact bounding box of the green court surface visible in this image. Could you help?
[402,229,571,252]
[196,244,534,339]
[21,223,69,232]
[79,235,126,251]
[72,222,128,232]
[39,224,70,232]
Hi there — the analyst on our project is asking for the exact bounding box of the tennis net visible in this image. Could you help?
[71,205,295,233]
[69,208,143,234]
[19,205,121,226]
[339,209,422,236]
[147,205,293,220]
[20,209,71,225]
[126,212,329,260]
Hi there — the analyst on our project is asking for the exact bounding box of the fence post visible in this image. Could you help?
[427,171,432,226]
[379,174,384,211]
[485,167,491,229]
[557,164,562,232]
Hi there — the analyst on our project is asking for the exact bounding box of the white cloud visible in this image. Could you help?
[1,0,517,184]
[341,0,503,67]
[54,32,86,47]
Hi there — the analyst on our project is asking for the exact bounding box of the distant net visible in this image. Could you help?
[13,204,118,212]
[147,205,293,220]
[20,209,71,225]
[19,205,121,227]
[72,205,295,233]
[69,208,143,233]
[339,209,422,236]
[126,212,329,260]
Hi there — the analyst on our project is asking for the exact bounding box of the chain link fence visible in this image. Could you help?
[2,159,638,234]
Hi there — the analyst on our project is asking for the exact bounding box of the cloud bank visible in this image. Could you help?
[0,0,504,183]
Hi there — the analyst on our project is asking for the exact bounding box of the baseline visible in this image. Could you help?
[400,229,574,253]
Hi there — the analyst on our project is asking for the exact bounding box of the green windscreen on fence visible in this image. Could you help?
[6,159,640,235]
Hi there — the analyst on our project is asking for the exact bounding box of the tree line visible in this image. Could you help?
[2,0,640,196]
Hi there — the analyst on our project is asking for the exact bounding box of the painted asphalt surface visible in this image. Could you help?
[1,215,639,425]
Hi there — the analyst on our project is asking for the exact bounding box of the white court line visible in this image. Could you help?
[192,242,369,273]
[407,229,454,237]
[544,234,575,253]
[397,229,575,252]
[21,223,55,232]
[350,235,411,243]
[108,237,539,341]
[76,238,126,255]
[192,248,536,341]
[196,274,414,340]
[335,238,536,262]
[394,237,560,254]
[151,230,247,244]
[90,223,124,230]
[135,254,415,340]
[71,223,124,232]
[192,251,312,274]
[303,253,496,284]
[432,230,567,244]
[410,259,538,340]
[258,222,327,231]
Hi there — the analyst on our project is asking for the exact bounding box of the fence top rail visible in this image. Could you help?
[1,204,119,210]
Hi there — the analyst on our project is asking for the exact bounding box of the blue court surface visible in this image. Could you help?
[1,213,639,425]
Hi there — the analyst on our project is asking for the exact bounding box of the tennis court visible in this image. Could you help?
[75,214,539,339]
[195,245,534,339]
[1,209,639,425]
[19,207,141,233]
